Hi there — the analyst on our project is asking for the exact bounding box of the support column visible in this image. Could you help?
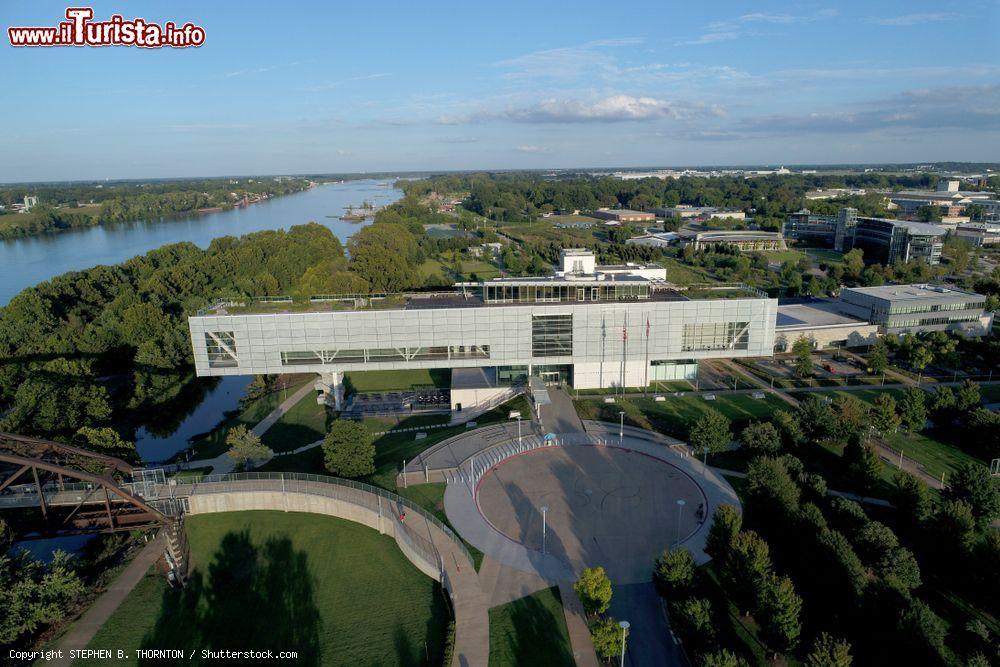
[315,371,345,410]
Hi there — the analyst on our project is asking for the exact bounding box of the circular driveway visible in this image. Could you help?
[475,445,705,583]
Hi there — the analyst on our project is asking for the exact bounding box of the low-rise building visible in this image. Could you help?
[625,232,680,248]
[685,230,786,252]
[954,222,1000,247]
[838,284,993,336]
[775,300,879,351]
[592,208,656,223]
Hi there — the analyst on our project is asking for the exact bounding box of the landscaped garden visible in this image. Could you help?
[77,511,450,667]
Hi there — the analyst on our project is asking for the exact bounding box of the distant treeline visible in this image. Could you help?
[0,177,311,239]
[401,172,1000,230]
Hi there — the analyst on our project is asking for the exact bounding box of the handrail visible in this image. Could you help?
[172,472,473,566]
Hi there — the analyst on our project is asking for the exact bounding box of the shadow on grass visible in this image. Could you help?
[490,589,575,667]
[141,531,321,665]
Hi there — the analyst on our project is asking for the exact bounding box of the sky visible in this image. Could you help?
[1,0,999,181]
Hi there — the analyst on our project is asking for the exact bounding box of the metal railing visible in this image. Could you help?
[170,472,472,568]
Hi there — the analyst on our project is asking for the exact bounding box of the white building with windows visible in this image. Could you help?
[189,250,777,411]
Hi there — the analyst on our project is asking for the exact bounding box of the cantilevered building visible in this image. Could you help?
[189,250,777,411]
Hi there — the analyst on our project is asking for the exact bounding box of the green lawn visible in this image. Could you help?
[458,258,500,280]
[345,368,451,392]
[416,258,448,280]
[575,394,790,438]
[882,429,986,481]
[488,587,575,667]
[188,378,312,461]
[77,512,449,666]
[260,390,330,453]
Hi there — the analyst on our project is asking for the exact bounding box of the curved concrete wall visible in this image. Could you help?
[186,490,442,582]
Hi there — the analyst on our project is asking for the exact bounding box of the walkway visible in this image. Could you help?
[543,387,585,434]
[47,535,165,667]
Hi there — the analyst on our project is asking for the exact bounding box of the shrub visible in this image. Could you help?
[589,617,626,660]
[322,420,375,478]
[804,633,852,667]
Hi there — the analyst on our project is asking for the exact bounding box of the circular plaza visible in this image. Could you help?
[475,445,704,582]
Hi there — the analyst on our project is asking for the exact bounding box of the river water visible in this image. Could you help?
[1,179,402,462]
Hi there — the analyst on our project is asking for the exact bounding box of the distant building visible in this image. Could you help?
[555,248,666,281]
[954,222,1000,247]
[839,284,992,336]
[651,206,744,221]
[783,207,946,265]
[592,208,655,223]
[804,188,867,200]
[21,195,38,212]
[685,230,785,252]
[888,186,996,219]
[625,232,680,249]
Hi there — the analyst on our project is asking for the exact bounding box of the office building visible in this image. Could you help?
[838,284,992,336]
[955,222,1000,247]
[625,232,680,248]
[188,250,777,413]
[783,208,945,264]
[684,230,785,252]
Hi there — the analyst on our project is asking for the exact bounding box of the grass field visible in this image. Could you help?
[416,258,448,280]
[188,378,313,462]
[77,512,449,666]
[575,393,789,438]
[457,258,500,280]
[345,368,451,392]
[488,587,574,667]
[260,390,330,453]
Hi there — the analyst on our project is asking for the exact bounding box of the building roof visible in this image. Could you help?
[842,283,983,303]
[694,230,783,242]
[892,220,948,236]
[776,300,868,329]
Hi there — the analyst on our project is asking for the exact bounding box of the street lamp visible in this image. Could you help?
[619,620,630,667]
[675,499,686,545]
[540,505,549,554]
[619,410,626,444]
[702,446,710,477]
[514,414,522,448]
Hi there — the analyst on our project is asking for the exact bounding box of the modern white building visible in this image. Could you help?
[188,250,777,410]
[838,284,993,336]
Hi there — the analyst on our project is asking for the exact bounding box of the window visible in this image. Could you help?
[682,321,750,352]
[205,331,238,368]
[532,314,573,357]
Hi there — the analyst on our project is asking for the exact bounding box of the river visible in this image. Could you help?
[1,179,402,462]
[0,178,401,306]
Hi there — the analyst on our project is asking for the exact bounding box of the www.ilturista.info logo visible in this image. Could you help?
[8,7,205,48]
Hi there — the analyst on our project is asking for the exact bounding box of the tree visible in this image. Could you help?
[724,530,772,614]
[842,248,865,278]
[832,395,869,444]
[225,425,272,471]
[757,573,803,653]
[689,408,732,455]
[746,457,801,521]
[322,420,375,478]
[898,388,927,433]
[670,597,715,644]
[868,340,888,375]
[955,379,982,414]
[575,566,613,615]
[944,462,1000,528]
[771,410,804,449]
[897,599,948,664]
[871,393,900,436]
[705,504,742,562]
[910,345,934,375]
[741,422,781,457]
[72,426,138,463]
[701,650,750,667]
[843,441,881,494]
[792,336,814,378]
[795,396,836,444]
[589,617,627,660]
[805,633,852,667]
[877,546,922,592]
[0,551,85,644]
[893,471,933,526]
[653,547,695,598]
[934,499,977,555]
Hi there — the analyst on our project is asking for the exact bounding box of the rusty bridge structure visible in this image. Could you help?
[0,432,187,584]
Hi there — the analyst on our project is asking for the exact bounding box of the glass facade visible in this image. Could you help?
[483,282,649,304]
[204,331,238,368]
[280,345,489,366]
[681,321,750,352]
[532,314,573,357]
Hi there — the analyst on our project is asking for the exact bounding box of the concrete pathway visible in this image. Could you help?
[46,535,165,667]
[250,381,316,438]
[543,387,586,434]
[556,580,601,667]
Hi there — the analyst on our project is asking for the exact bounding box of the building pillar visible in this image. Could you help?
[315,371,345,410]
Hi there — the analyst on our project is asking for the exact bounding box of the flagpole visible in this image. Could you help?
[621,313,627,396]
[644,314,650,396]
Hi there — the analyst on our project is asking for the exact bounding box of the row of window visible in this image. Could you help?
[482,283,650,304]
[681,321,750,352]
[889,301,985,314]
[892,315,981,328]
[279,345,491,366]
[531,314,574,357]
[205,332,238,368]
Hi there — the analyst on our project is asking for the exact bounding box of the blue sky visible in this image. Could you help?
[1,0,998,181]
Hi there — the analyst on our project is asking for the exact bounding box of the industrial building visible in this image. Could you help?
[188,250,777,414]
[783,207,946,265]
[591,208,656,223]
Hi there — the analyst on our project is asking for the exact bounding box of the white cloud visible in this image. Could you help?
[303,73,391,92]
[866,13,959,26]
[514,145,546,153]
[679,9,837,46]
[495,38,642,81]
[440,94,725,125]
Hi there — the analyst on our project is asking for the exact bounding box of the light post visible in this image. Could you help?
[619,620,630,667]
[702,446,709,477]
[540,505,549,554]
[675,499,686,546]
[619,411,625,444]
[516,415,522,447]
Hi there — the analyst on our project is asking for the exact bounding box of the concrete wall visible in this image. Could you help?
[775,324,880,351]
[186,491,442,582]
